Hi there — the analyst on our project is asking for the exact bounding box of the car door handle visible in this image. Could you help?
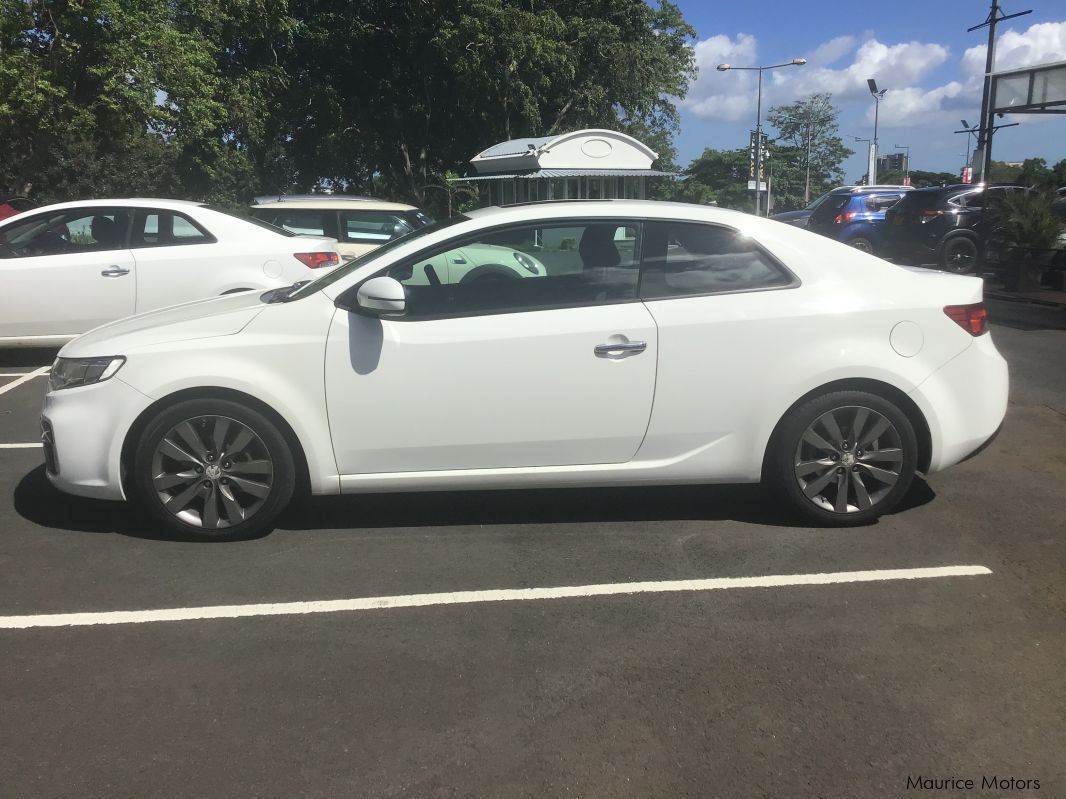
[595,341,647,356]
[100,265,130,277]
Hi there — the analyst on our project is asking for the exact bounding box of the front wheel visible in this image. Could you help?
[132,398,296,540]
[767,391,918,526]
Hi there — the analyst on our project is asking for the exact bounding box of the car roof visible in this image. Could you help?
[9,198,206,213]
[253,195,418,212]
[830,185,912,195]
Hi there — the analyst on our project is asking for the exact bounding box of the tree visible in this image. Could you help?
[876,169,959,188]
[766,93,852,210]
[668,148,751,210]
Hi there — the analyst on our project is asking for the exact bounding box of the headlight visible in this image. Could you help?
[49,357,126,391]
[512,251,539,274]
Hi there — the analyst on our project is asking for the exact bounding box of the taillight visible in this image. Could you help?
[944,303,988,336]
[294,252,340,269]
[833,211,859,224]
[920,209,944,223]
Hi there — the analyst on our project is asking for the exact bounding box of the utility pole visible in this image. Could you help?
[969,1,1031,182]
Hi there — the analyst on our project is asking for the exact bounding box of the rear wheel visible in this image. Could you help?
[940,237,978,273]
[848,237,874,254]
[132,399,295,541]
[768,391,918,526]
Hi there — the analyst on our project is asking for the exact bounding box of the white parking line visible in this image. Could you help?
[0,371,36,377]
[0,366,49,396]
[0,443,42,448]
[0,565,992,630]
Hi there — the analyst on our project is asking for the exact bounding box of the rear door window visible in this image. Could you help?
[131,210,214,248]
[810,194,851,225]
[640,221,794,299]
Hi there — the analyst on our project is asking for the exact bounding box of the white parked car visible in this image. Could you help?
[42,201,1008,540]
[0,198,341,347]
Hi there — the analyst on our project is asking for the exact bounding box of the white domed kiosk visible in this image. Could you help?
[453,129,675,205]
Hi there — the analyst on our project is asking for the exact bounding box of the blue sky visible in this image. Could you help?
[668,1,1066,180]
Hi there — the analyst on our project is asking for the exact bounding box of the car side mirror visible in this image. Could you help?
[338,276,407,316]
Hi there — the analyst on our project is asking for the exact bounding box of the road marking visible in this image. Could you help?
[0,565,992,630]
[0,371,36,377]
[0,443,42,448]
[0,366,49,396]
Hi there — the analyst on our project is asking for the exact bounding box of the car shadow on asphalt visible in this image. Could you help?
[13,464,937,540]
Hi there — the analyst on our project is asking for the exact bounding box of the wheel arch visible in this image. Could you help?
[760,377,932,481]
[119,386,311,500]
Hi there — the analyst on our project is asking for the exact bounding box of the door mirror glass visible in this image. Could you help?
[347,276,406,316]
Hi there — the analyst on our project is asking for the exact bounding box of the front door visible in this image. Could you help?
[324,219,657,474]
[0,207,136,339]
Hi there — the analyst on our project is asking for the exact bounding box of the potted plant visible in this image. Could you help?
[998,190,1065,292]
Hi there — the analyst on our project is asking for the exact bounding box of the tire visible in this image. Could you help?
[848,237,874,254]
[767,391,918,527]
[940,237,978,273]
[460,264,520,284]
[132,398,296,541]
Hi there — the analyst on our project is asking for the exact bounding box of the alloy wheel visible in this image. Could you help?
[793,405,905,514]
[150,415,274,529]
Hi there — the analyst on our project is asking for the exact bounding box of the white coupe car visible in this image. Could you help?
[0,198,341,347]
[41,200,1008,539]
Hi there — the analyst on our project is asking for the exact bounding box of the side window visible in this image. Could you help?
[271,210,329,236]
[341,211,416,244]
[131,210,213,247]
[380,220,641,319]
[0,208,130,257]
[865,194,903,212]
[951,191,983,208]
[640,221,793,299]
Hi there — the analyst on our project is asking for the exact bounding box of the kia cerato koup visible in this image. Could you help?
[41,200,1008,540]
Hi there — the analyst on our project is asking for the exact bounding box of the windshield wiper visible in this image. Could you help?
[263,280,311,303]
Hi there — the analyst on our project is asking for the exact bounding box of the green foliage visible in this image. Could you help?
[765,93,853,211]
[665,148,751,211]
[0,0,696,212]
[876,169,961,188]
[998,190,1065,256]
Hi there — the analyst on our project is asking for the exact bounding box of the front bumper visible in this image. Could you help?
[42,376,153,500]
[910,333,1009,474]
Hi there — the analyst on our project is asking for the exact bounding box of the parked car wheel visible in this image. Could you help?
[132,399,296,541]
[940,237,979,273]
[768,391,918,526]
[848,237,874,254]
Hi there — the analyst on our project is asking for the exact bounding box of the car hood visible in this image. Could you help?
[769,210,812,226]
[60,290,268,358]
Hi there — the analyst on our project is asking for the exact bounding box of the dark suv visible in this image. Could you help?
[882,184,1028,272]
[805,186,910,254]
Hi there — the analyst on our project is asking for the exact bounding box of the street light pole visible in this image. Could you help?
[853,137,870,183]
[718,58,807,216]
[867,79,888,184]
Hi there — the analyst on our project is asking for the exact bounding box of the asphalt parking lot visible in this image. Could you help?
[2,301,1065,798]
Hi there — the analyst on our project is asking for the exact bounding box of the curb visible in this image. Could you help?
[984,290,1066,310]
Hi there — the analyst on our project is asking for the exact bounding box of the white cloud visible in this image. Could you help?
[963,21,1066,77]
[682,34,950,122]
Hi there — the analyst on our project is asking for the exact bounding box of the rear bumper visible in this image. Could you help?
[909,334,1009,474]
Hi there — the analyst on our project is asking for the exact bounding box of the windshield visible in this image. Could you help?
[285,213,471,300]
[805,191,834,211]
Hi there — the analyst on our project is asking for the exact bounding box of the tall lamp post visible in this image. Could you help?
[867,78,888,184]
[893,144,911,182]
[957,119,980,170]
[717,58,807,215]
